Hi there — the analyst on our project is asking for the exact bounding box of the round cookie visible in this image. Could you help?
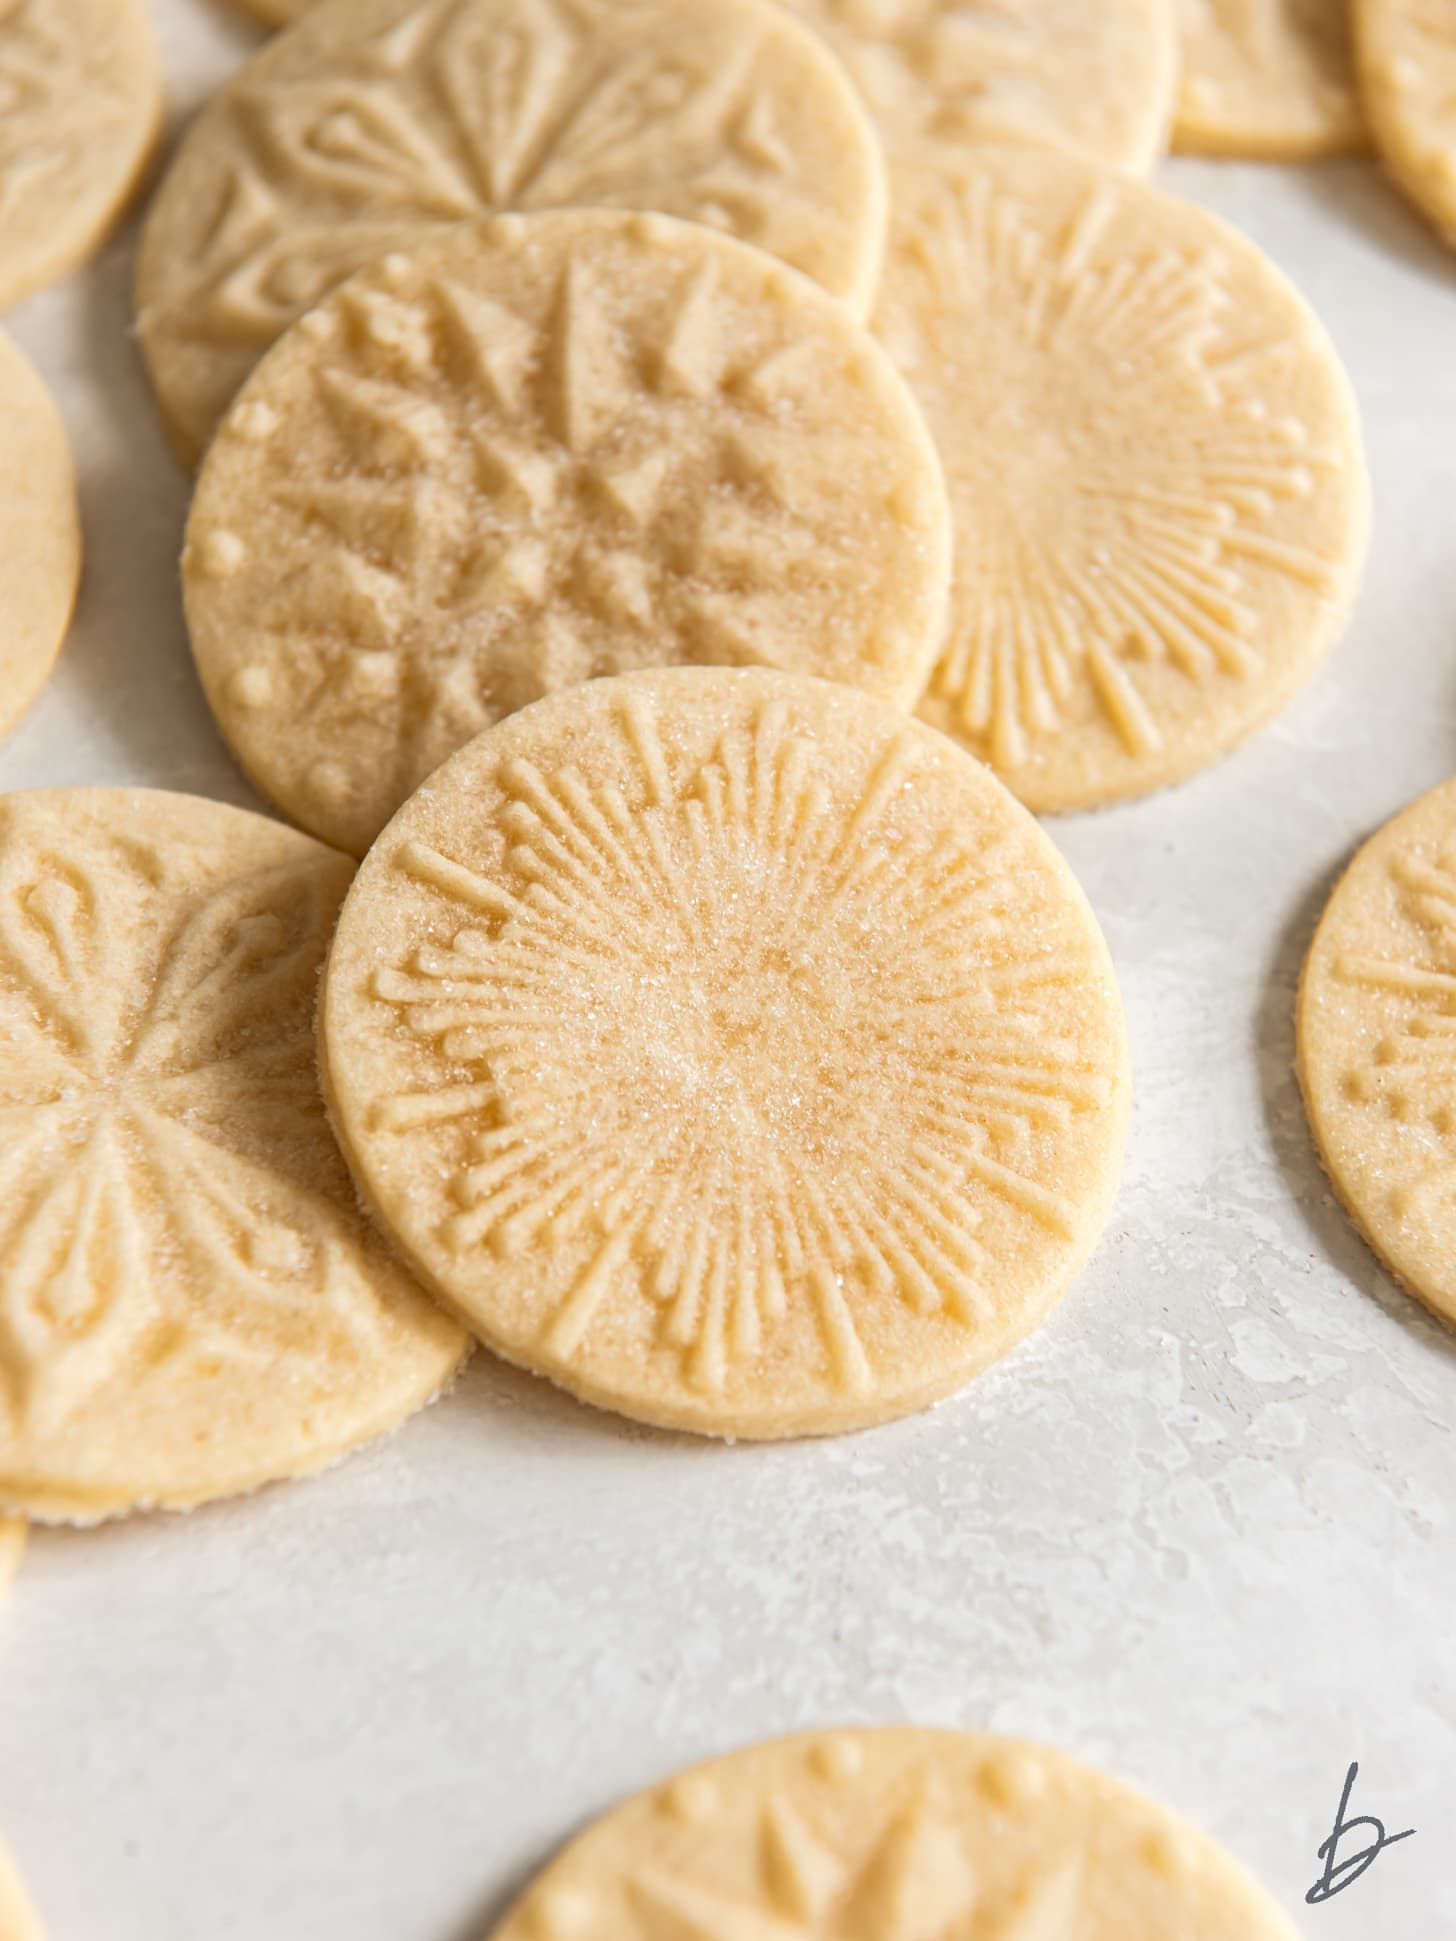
[487,1728,1301,1940]
[1356,0,1456,250]
[320,668,1130,1440]
[0,334,79,745]
[874,147,1369,812]
[782,0,1176,176]
[185,210,953,858]
[135,0,887,467]
[0,0,163,312]
[0,790,466,1525]
[1298,776,1456,1324]
[0,1517,23,1598]
[1175,0,1365,159]
[0,1836,41,1941]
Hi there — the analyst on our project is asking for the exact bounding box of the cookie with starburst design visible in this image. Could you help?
[134,0,887,465]
[0,790,467,1524]
[1298,775,1456,1324]
[485,1728,1301,1940]
[184,210,952,858]
[320,668,1129,1439]
[875,146,1368,812]
[0,1517,22,1599]
[1174,0,1365,158]
[0,333,79,746]
[1356,0,1456,251]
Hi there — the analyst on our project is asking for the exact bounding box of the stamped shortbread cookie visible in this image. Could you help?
[1356,0,1456,250]
[1298,777,1456,1324]
[185,211,953,856]
[1175,0,1365,158]
[135,0,887,465]
[0,0,163,311]
[783,0,1176,176]
[487,1728,1302,1940]
[0,790,466,1524]
[875,147,1368,811]
[0,1835,42,1941]
[0,334,79,745]
[0,1517,23,1598]
[321,669,1129,1439]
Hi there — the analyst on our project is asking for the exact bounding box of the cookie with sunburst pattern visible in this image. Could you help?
[134,0,886,465]
[1175,0,1365,158]
[321,668,1129,1438]
[0,1517,22,1599]
[0,790,466,1524]
[1357,0,1456,251]
[486,1728,1301,1940]
[0,334,78,747]
[875,147,1368,812]
[184,210,952,858]
[1298,776,1456,1324]
[0,1832,41,1941]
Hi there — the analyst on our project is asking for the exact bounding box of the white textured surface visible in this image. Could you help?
[2,7,1453,1936]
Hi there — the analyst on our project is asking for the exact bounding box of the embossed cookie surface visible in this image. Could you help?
[876,147,1368,811]
[321,669,1129,1439]
[0,1835,42,1941]
[0,0,162,311]
[783,0,1176,175]
[0,790,466,1524]
[1356,0,1456,250]
[1175,0,1365,157]
[134,0,886,466]
[1298,777,1456,1323]
[185,212,952,858]
[0,1518,23,1599]
[0,335,79,745]
[487,1728,1301,1939]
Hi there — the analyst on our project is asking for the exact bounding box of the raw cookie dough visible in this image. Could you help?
[0,790,466,1524]
[0,0,163,311]
[135,0,887,465]
[320,668,1130,1440]
[1356,0,1456,250]
[875,146,1368,811]
[184,210,952,856]
[487,1728,1303,1940]
[1298,775,1456,1324]
[0,333,80,744]
[1175,0,1365,158]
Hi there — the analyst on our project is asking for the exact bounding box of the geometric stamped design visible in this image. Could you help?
[1175,0,1366,159]
[320,670,1129,1438]
[879,146,1368,811]
[135,0,885,462]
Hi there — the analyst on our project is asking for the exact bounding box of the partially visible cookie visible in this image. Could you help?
[0,334,78,745]
[0,0,163,311]
[1356,0,1456,250]
[230,0,307,23]
[0,1835,42,1941]
[486,1728,1301,1940]
[1298,776,1456,1325]
[875,147,1369,811]
[1175,0,1365,158]
[0,790,467,1525]
[184,210,952,856]
[135,0,887,465]
[0,1517,23,1598]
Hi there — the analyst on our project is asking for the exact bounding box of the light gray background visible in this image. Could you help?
[2,6,1452,1936]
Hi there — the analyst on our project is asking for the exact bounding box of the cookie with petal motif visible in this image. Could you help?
[135,0,887,465]
[486,1728,1301,1940]
[320,668,1129,1439]
[1298,776,1456,1324]
[875,147,1368,811]
[0,1834,42,1941]
[1356,0,1456,251]
[1175,0,1365,158]
[0,333,80,745]
[0,1517,23,1598]
[184,211,952,857]
[0,790,466,1524]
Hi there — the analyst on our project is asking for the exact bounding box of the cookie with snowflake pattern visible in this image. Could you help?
[0,790,466,1523]
[1356,0,1456,251]
[320,668,1129,1439]
[1174,0,1365,158]
[0,334,79,746]
[485,1728,1301,1941]
[1298,775,1456,1324]
[875,146,1368,812]
[184,211,952,857]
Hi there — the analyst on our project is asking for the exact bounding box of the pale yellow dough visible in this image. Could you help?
[0,1517,23,1598]
[783,0,1177,176]
[0,1836,42,1941]
[1357,0,1456,250]
[1298,775,1456,1324]
[185,211,952,857]
[0,334,79,745]
[1175,0,1365,157]
[875,147,1369,812]
[0,790,466,1524]
[486,1728,1301,1940]
[321,668,1130,1440]
[135,0,886,466]
[0,0,163,311]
